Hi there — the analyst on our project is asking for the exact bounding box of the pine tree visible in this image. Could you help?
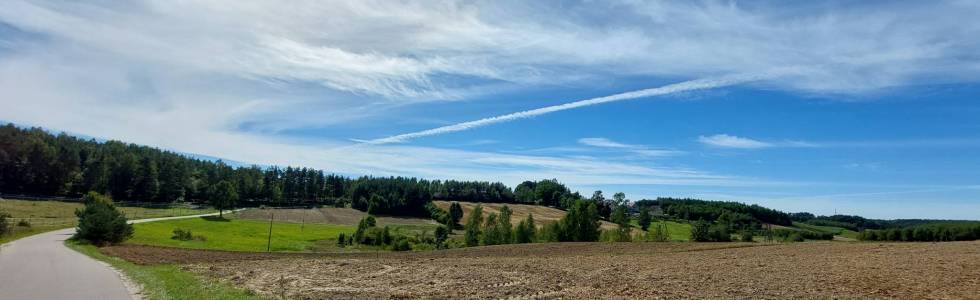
[449,202,464,226]
[133,156,159,201]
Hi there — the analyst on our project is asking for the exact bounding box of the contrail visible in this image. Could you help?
[363,72,771,145]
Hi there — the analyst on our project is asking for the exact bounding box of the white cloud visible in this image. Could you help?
[578,137,684,157]
[697,135,980,150]
[698,134,773,149]
[2,0,980,195]
[365,74,766,144]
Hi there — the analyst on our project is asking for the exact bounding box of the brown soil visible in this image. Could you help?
[433,201,622,230]
[164,241,980,299]
[237,207,438,227]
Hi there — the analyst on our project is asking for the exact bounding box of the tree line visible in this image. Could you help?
[857,222,980,242]
[0,124,532,216]
[651,198,793,226]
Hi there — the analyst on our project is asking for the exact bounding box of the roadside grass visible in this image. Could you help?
[0,224,68,244]
[0,198,215,244]
[128,213,356,252]
[66,241,265,300]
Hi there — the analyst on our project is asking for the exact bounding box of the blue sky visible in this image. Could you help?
[1,1,979,219]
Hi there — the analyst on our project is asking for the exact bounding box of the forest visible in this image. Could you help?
[0,124,518,213]
[3,123,978,244]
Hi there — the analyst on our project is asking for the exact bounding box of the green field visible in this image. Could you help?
[654,220,693,241]
[793,221,859,239]
[67,241,263,300]
[0,199,215,244]
[129,214,355,252]
[629,219,693,241]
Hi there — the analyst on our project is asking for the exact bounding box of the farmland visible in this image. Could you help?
[0,198,215,244]
[434,200,691,239]
[128,213,355,252]
[102,241,980,299]
[237,206,438,227]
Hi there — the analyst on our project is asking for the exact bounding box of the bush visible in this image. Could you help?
[74,192,134,246]
[707,224,732,242]
[787,233,805,242]
[392,238,411,251]
[434,226,450,248]
[690,220,711,242]
[337,233,347,248]
[740,230,754,242]
[16,219,31,228]
[172,228,194,241]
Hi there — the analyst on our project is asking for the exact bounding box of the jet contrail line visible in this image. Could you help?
[363,72,770,145]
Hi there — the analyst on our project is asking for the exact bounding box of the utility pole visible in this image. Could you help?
[267,212,274,252]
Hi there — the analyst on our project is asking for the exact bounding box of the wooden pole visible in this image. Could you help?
[267,212,274,252]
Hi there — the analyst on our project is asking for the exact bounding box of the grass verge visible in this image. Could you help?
[66,240,265,300]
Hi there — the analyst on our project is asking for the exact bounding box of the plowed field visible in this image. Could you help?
[109,241,980,299]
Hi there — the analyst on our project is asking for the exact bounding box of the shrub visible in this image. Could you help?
[74,192,134,246]
[690,220,711,242]
[787,233,805,242]
[392,238,411,251]
[16,219,31,227]
[425,202,450,224]
[337,233,347,248]
[354,216,377,242]
[707,224,732,242]
[638,208,652,231]
[172,228,194,241]
[740,230,754,242]
[434,226,450,248]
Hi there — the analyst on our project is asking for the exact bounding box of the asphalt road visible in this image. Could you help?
[0,211,233,300]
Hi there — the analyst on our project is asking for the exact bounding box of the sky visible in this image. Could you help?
[1,0,979,219]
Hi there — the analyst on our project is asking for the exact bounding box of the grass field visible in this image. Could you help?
[646,220,693,241]
[0,198,215,244]
[67,241,263,300]
[237,207,438,227]
[793,221,860,239]
[129,213,355,252]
